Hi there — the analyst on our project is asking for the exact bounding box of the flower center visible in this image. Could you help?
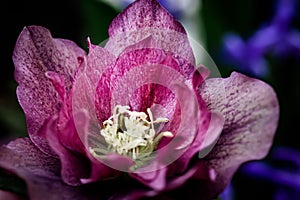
[92,105,173,161]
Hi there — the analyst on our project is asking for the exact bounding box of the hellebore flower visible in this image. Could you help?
[0,0,279,199]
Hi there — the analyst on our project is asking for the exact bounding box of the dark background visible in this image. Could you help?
[1,0,299,199]
[0,0,117,142]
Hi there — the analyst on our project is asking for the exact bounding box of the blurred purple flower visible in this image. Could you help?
[0,0,279,199]
[221,0,300,77]
[219,183,235,200]
[240,146,300,200]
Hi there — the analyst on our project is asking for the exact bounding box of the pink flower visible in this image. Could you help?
[0,0,279,199]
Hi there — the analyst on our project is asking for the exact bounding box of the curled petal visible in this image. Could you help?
[45,115,90,186]
[198,72,279,198]
[74,44,116,125]
[130,166,168,191]
[46,110,119,186]
[13,25,85,155]
[176,112,224,173]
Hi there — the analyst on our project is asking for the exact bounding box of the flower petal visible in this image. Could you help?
[128,79,204,190]
[198,71,279,198]
[0,138,60,180]
[46,107,120,185]
[13,25,85,155]
[0,139,122,200]
[105,0,194,64]
[103,47,194,108]
[175,112,224,173]
[74,43,116,125]
[130,166,168,191]
[159,69,223,174]
[166,161,215,191]
[45,115,90,186]
[108,0,185,37]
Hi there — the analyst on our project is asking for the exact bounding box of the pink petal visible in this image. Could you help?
[156,69,223,175]
[48,108,120,185]
[45,115,90,186]
[95,38,196,125]
[198,71,279,198]
[105,0,195,64]
[46,109,119,185]
[128,80,203,190]
[13,25,85,155]
[174,112,224,173]
[45,71,67,102]
[46,71,87,154]
[108,0,185,37]
[102,47,194,109]
[0,139,118,200]
[166,162,214,191]
[73,43,116,125]
[0,138,60,180]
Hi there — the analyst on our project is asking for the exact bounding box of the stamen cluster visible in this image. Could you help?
[98,105,173,160]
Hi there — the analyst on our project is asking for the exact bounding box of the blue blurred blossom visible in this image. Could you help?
[240,146,300,200]
[221,0,300,77]
[219,183,235,200]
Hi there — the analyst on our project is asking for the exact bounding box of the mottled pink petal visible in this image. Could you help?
[52,109,120,185]
[13,25,85,155]
[46,71,86,154]
[101,47,194,109]
[73,43,116,125]
[0,139,120,200]
[179,69,224,162]
[45,71,67,102]
[0,138,60,180]
[94,37,196,128]
[198,72,279,198]
[105,0,194,64]
[128,81,203,191]
[197,112,224,159]
[132,107,222,192]
[175,112,224,173]
[157,69,223,174]
[108,0,185,37]
[45,116,90,186]
[109,50,199,150]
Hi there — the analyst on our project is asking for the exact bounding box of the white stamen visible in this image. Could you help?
[93,105,173,161]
